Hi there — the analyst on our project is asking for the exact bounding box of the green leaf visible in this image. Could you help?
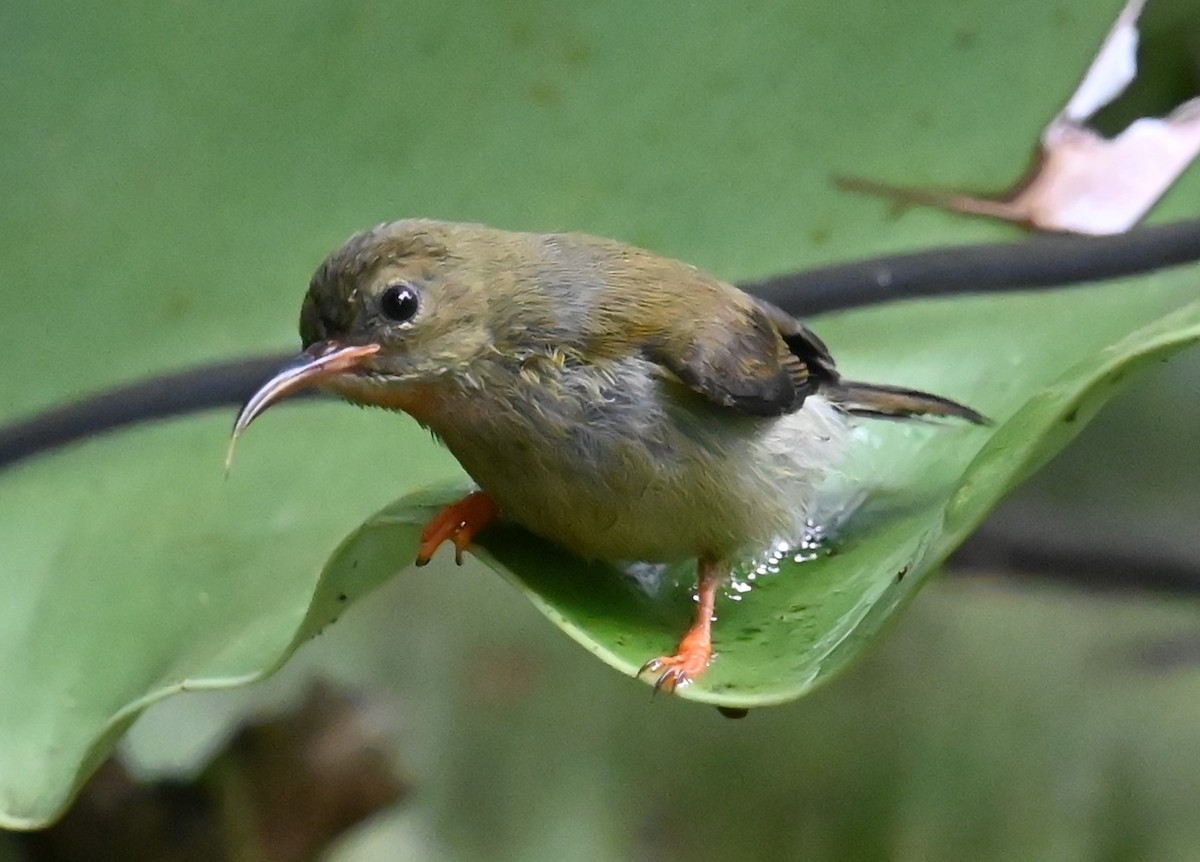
[0,408,462,828]
[2,0,1198,830]
[323,300,1200,708]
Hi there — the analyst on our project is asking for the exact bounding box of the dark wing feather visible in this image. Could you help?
[645,298,838,417]
[753,299,840,388]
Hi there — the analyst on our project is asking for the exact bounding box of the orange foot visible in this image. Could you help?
[639,631,713,694]
[415,491,499,566]
[637,556,724,694]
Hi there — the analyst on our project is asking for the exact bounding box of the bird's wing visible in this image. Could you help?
[644,297,840,418]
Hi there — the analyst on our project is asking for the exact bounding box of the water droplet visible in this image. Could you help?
[622,561,671,596]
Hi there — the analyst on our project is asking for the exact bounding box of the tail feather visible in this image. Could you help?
[823,380,990,425]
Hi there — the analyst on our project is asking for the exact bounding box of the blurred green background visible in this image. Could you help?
[2,0,1200,858]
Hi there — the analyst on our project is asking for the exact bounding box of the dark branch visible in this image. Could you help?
[744,216,1200,316]
[0,354,303,469]
[949,520,1200,597]
[2,216,1200,470]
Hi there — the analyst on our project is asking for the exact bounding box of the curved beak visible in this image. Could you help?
[225,341,380,470]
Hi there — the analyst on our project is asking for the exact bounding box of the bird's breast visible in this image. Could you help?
[418,354,848,562]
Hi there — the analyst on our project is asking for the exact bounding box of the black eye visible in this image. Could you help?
[379,282,420,323]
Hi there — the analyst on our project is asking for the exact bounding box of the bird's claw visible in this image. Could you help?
[637,648,712,694]
[414,532,469,567]
[415,491,499,566]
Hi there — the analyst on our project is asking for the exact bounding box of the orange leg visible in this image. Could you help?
[415,491,499,566]
[639,556,725,693]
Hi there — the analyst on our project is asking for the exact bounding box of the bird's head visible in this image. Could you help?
[228,220,502,457]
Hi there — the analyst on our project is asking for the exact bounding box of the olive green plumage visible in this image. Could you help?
[288,219,984,561]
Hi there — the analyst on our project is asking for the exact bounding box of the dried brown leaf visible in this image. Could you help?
[840,0,1200,234]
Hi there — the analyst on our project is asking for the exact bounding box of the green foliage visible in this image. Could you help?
[0,0,1196,830]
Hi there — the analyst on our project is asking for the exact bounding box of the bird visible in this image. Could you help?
[230,219,987,692]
